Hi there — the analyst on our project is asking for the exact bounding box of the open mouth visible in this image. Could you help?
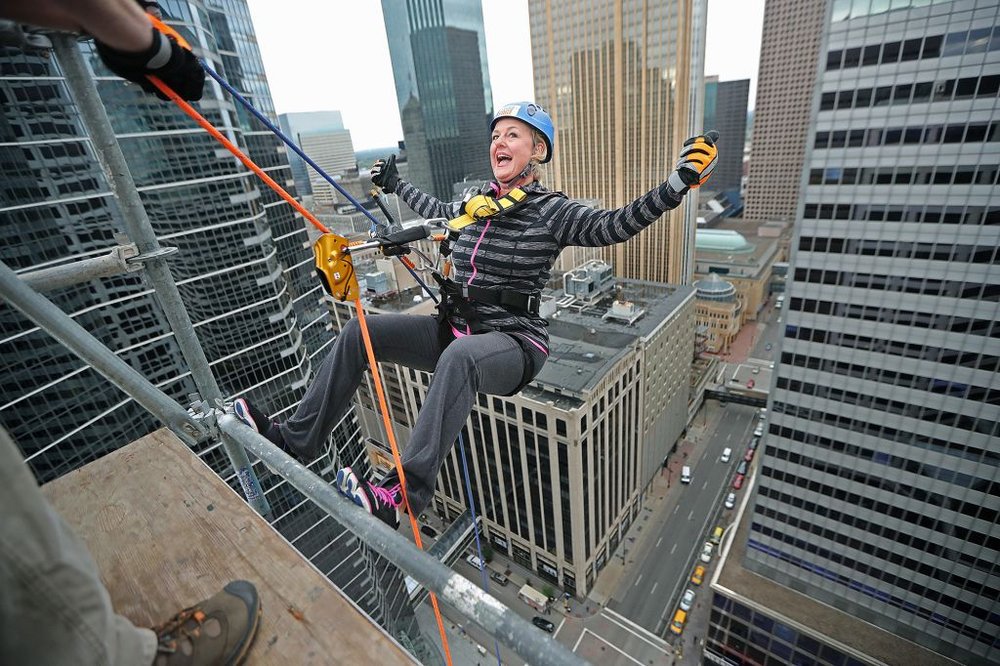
[496,153,512,165]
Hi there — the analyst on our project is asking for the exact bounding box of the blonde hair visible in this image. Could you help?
[529,129,548,183]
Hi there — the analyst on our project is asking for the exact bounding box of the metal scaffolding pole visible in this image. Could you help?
[217,414,591,666]
[50,34,268,516]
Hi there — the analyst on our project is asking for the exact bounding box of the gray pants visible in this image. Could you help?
[0,427,157,665]
[281,314,545,515]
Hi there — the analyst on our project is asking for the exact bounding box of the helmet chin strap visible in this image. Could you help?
[496,160,536,190]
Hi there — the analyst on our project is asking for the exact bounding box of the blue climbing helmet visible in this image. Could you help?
[490,101,555,163]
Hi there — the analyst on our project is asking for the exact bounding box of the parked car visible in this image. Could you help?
[532,616,555,633]
[420,524,438,538]
[490,571,509,586]
[724,492,737,509]
[690,565,706,586]
[732,473,745,490]
[700,541,714,563]
[710,525,724,545]
[753,424,764,437]
[720,447,732,463]
[744,447,755,463]
[670,609,687,635]
[680,588,696,611]
[736,460,749,476]
[748,436,760,451]
[466,554,483,569]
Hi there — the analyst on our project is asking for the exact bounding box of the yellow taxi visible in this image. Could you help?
[690,564,706,586]
[670,608,688,635]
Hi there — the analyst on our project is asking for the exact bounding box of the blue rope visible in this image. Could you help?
[206,63,497,663]
[200,60,382,230]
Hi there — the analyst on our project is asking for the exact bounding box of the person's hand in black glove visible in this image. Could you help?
[94,9,205,101]
[370,154,400,194]
[667,130,719,196]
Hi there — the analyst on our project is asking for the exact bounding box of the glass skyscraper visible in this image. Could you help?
[709,1,999,665]
[0,0,421,652]
[381,0,494,199]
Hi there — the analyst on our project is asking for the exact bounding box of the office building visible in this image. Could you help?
[0,0,421,650]
[381,0,493,199]
[743,0,827,221]
[336,261,696,597]
[709,2,1000,665]
[278,110,345,196]
[704,78,751,193]
[528,0,705,285]
[694,228,781,325]
[300,129,357,204]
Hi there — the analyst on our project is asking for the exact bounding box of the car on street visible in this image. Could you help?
[670,609,687,635]
[532,616,555,633]
[466,554,483,569]
[700,541,714,563]
[690,565,706,586]
[720,447,732,463]
[754,424,764,437]
[744,447,755,462]
[420,524,438,538]
[736,460,748,475]
[680,588,696,611]
[710,525,724,545]
[490,571,509,586]
[724,492,737,509]
[748,437,760,450]
[732,473,745,490]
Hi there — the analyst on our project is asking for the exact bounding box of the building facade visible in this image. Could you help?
[527,0,705,285]
[0,0,422,652]
[708,79,751,193]
[277,110,345,197]
[299,129,357,204]
[381,0,493,199]
[719,2,1000,665]
[742,0,827,221]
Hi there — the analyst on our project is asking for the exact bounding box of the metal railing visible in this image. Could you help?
[0,33,588,666]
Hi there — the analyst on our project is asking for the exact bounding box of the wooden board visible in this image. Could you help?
[42,428,415,665]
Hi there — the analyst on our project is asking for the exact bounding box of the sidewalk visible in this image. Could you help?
[587,401,723,607]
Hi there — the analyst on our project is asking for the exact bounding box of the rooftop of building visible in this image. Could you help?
[526,277,694,406]
[713,479,958,666]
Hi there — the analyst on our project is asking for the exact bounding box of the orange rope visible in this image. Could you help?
[353,300,454,666]
[144,63,454,663]
[145,75,331,235]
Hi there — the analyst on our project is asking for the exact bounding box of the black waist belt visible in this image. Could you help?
[462,284,540,315]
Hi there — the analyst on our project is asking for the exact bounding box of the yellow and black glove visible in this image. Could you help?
[668,130,719,196]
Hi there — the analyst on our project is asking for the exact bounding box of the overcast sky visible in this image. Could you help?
[245,0,765,151]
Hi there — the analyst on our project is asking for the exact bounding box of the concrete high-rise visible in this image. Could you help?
[742,0,826,221]
[0,0,420,651]
[527,0,705,285]
[704,78,750,193]
[300,129,357,204]
[278,110,345,196]
[708,2,1000,665]
[381,0,493,199]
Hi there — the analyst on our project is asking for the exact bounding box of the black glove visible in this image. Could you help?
[95,26,205,101]
[370,154,400,194]
[668,130,719,196]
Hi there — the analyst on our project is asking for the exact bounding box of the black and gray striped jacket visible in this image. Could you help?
[395,178,684,353]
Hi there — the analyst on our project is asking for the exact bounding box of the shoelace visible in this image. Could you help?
[154,608,207,653]
[369,482,401,508]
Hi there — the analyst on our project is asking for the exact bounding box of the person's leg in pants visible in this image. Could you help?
[383,331,535,515]
[0,427,157,666]
[280,314,444,458]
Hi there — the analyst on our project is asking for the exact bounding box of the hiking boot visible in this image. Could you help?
[335,466,401,530]
[152,579,261,666]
